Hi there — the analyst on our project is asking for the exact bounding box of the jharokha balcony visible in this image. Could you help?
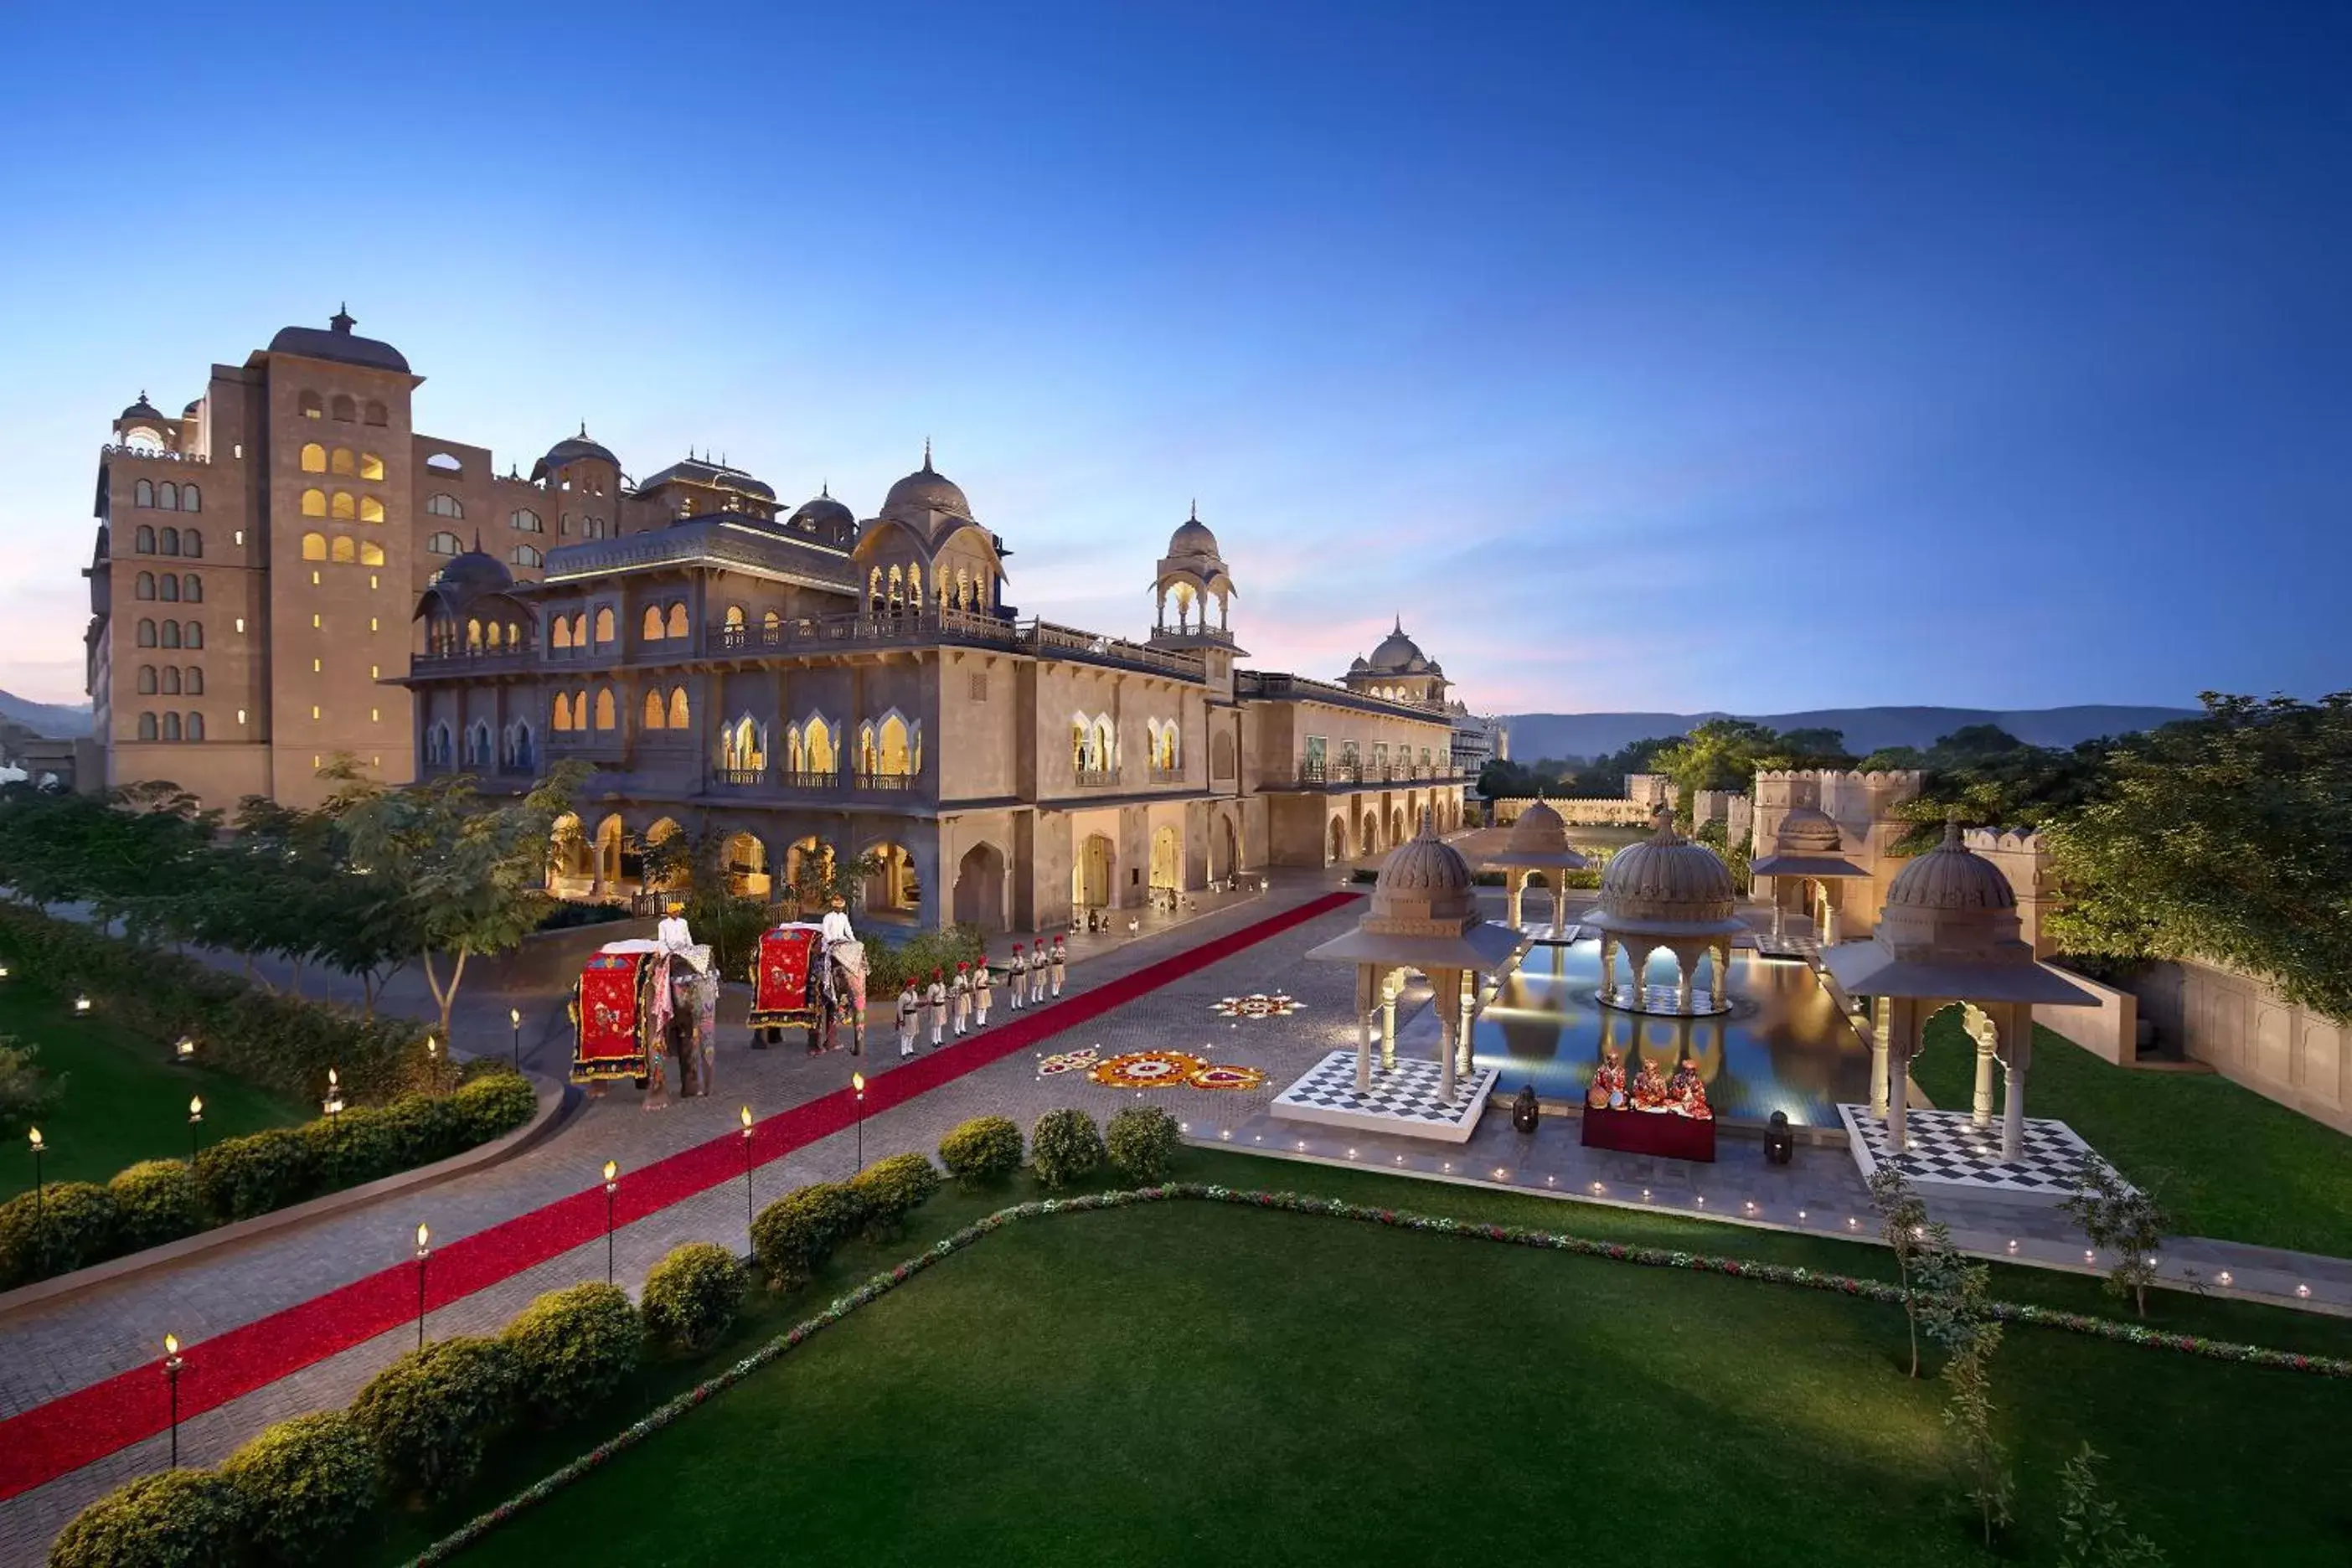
[1296,757,1457,787]
[709,764,920,795]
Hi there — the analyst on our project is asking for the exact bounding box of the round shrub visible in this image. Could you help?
[108,1159,206,1251]
[48,1467,246,1568]
[1105,1103,1183,1184]
[1029,1107,1104,1190]
[220,1411,379,1565]
[502,1282,642,1426]
[750,1181,869,1290]
[451,1069,538,1145]
[937,1114,1024,1190]
[641,1241,746,1353]
[366,1094,465,1171]
[348,1334,516,1503]
[849,1152,941,1241]
[0,1180,119,1288]
[195,1127,317,1221]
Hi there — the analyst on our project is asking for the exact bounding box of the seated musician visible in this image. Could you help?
[1629,1057,1670,1112]
[1667,1058,1714,1120]
[1586,1048,1627,1110]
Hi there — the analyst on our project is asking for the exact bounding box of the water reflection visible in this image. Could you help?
[1473,940,1872,1127]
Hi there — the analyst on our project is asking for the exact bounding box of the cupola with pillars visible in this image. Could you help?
[1148,501,1245,699]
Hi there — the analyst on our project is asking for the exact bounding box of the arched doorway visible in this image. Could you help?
[1149,825,1181,895]
[593,815,625,891]
[1358,808,1379,858]
[1327,816,1347,865]
[1212,815,1238,882]
[722,831,770,900]
[1390,805,1407,845]
[864,843,920,918]
[642,818,685,893]
[1072,833,1114,910]
[785,837,834,906]
[952,842,1006,930]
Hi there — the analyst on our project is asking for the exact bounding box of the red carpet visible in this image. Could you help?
[0,891,1356,1501]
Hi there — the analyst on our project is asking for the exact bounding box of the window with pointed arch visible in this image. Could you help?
[665,602,689,639]
[885,564,904,611]
[1152,719,1181,771]
[906,561,922,607]
[551,692,574,731]
[552,616,573,652]
[594,688,616,730]
[722,714,766,772]
[594,607,616,645]
[466,618,483,651]
[956,568,972,610]
[425,493,463,519]
[667,687,689,729]
[300,443,327,474]
[723,604,745,630]
[868,567,884,611]
[642,689,667,730]
[640,605,665,642]
[788,716,837,776]
[1093,715,1117,770]
[485,622,503,650]
[505,721,534,771]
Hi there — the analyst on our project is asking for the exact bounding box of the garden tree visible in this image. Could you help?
[1858,743,1927,771]
[2060,1158,2172,1318]
[634,824,771,977]
[787,842,885,913]
[0,783,218,941]
[2044,692,2352,1023]
[1652,720,1855,816]
[1866,1161,1932,1377]
[325,759,586,1044]
[1888,727,2113,854]
[2057,1444,2169,1567]
[1913,1230,2013,1545]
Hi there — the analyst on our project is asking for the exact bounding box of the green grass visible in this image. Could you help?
[0,968,307,1199]
[364,1150,2352,1568]
[1911,1012,2352,1257]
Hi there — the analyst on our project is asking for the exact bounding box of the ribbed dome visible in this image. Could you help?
[1167,504,1221,560]
[1370,813,1474,925]
[789,487,856,534]
[1504,799,1571,856]
[1775,806,1844,855]
[1366,618,1430,673]
[120,393,166,424]
[882,447,972,522]
[1885,820,2016,911]
[1597,808,1736,926]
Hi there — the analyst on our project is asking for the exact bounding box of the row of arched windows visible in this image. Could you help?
[718,606,787,634]
[299,445,384,479]
[864,562,991,614]
[132,572,203,602]
[302,489,386,523]
[131,524,202,557]
[298,391,389,426]
[641,602,691,641]
[550,689,616,731]
[426,531,462,556]
[642,687,692,730]
[135,619,204,648]
[134,711,206,741]
[131,479,200,512]
[134,665,204,695]
[549,610,616,650]
[421,720,536,771]
[511,508,543,533]
[425,493,464,518]
[302,533,387,566]
[1147,717,1182,771]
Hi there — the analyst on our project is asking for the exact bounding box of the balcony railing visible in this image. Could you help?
[1074,768,1122,789]
[1148,766,1185,785]
[101,445,210,464]
[1296,758,1457,787]
[714,766,766,787]
[411,643,537,673]
[854,771,919,792]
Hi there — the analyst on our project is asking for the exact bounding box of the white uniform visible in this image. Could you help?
[657,913,694,951]
[820,908,856,946]
[1044,941,1063,1000]
[974,963,993,1027]
[896,986,920,1057]
[926,977,947,1047]
[951,969,972,1036]
[1007,951,1028,1010]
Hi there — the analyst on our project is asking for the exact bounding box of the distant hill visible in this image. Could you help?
[0,690,94,740]
[1504,705,2200,763]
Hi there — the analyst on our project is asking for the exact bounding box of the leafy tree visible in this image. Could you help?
[1866,1161,1932,1378]
[2044,692,2352,1022]
[1914,1229,2012,1545]
[1889,728,2114,854]
[327,760,585,1044]
[2060,1157,2172,1318]
[2057,1443,2169,1567]
[1858,744,1927,771]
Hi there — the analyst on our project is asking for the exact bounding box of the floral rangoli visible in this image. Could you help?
[1090,1050,1210,1089]
[1185,1063,1267,1091]
[1210,993,1303,1019]
[1036,1048,1101,1078]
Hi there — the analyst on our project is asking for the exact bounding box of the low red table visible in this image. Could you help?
[1580,1105,1717,1163]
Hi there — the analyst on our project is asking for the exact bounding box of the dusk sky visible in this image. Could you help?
[1,2,2343,714]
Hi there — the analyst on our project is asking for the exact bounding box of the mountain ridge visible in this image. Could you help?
[1503,704,2200,761]
[0,690,95,740]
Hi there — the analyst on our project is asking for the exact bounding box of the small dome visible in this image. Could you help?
[881,445,972,522]
[1365,618,1431,673]
[267,307,410,373]
[436,548,514,595]
[1885,820,2016,911]
[537,426,618,475]
[1775,806,1844,856]
[789,487,856,534]
[1504,799,1571,856]
[120,392,165,424]
[1596,807,1736,926]
[1166,503,1222,560]
[1370,812,1475,925]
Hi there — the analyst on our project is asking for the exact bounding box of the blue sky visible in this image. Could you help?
[1,2,2343,713]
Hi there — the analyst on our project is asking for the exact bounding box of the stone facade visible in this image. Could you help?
[1749,767,1926,940]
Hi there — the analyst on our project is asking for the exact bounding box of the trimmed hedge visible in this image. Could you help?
[503,1283,642,1426]
[938,1114,1024,1190]
[1106,1104,1182,1184]
[219,1411,379,1565]
[1029,1107,1104,1190]
[750,1182,868,1291]
[107,1159,204,1251]
[452,1069,538,1144]
[642,1242,746,1353]
[45,1467,247,1568]
[196,1127,317,1221]
[849,1153,941,1242]
[350,1335,518,1503]
[0,1180,118,1289]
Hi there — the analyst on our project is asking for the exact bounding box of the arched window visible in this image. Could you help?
[552,616,572,651]
[1071,716,1091,771]
[359,541,385,566]
[668,687,689,728]
[300,442,327,473]
[135,571,156,600]
[724,604,745,629]
[594,607,615,644]
[1093,715,1117,769]
[722,714,766,771]
[183,621,202,648]
[137,665,157,694]
[642,689,667,730]
[511,508,543,533]
[331,535,356,564]
[182,484,199,513]
[594,688,616,730]
[299,390,323,420]
[302,488,327,518]
[160,666,181,694]
[135,524,155,553]
[182,529,201,558]
[185,667,204,696]
[552,692,573,730]
[869,567,884,611]
[761,609,780,632]
[360,452,384,481]
[359,497,384,524]
[426,493,463,518]
[161,712,182,741]
[137,618,157,647]
[159,526,180,556]
[160,621,182,648]
[511,544,544,568]
[467,618,483,651]
[506,721,534,771]
[158,575,178,602]
[135,479,154,508]
[137,712,157,740]
[157,482,178,511]
[462,720,489,766]
[364,400,388,426]
[956,568,972,609]
[665,602,689,639]
[485,621,502,649]
[426,531,461,556]
[186,712,204,741]
[329,447,353,476]
[887,564,904,608]
[569,613,586,647]
[907,562,922,606]
[331,491,356,520]
[302,532,328,560]
[642,606,664,642]
[331,395,356,422]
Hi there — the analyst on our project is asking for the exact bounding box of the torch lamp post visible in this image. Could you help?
[28,1127,45,1274]
[414,1223,431,1349]
[162,1334,184,1468]
[73,993,91,1016]
[602,1159,619,1286]
[740,1106,756,1229]
[851,1072,867,1171]
[188,1096,204,1167]
[425,1035,440,1091]
[509,1008,523,1071]
[174,1035,197,1065]
[323,1069,344,1185]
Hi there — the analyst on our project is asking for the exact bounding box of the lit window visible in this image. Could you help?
[330,536,356,564]
[360,542,384,566]
[301,532,327,561]
[235,617,245,633]
[312,570,321,585]
[370,664,379,678]
[311,705,321,720]
[330,447,354,476]
[369,616,379,632]
[371,708,380,723]
[238,709,247,724]
[331,492,355,520]
[360,497,384,524]
[359,452,384,480]
[312,613,322,628]
[234,529,244,546]
[300,443,327,473]
[302,488,327,518]
[313,658,322,673]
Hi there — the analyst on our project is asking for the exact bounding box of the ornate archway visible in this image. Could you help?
[1073,833,1115,910]
[952,842,1007,931]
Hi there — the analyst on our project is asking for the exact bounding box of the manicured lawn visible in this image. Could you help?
[1912,1013,2352,1258]
[0,967,306,1199]
[369,1150,2352,1568]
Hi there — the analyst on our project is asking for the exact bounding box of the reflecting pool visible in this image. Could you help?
[1470,940,1873,1128]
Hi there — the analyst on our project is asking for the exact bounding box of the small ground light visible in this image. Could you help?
[2216,1271,2233,1287]
[175,1037,196,1062]
[1545,1174,1555,1185]
[1695,1195,1705,1206]
[2298,1283,2312,1298]
[1797,1210,1808,1220]
[2006,1239,2018,1253]
[2085,1249,2096,1262]
[1846,1217,1857,1228]
[73,995,90,1014]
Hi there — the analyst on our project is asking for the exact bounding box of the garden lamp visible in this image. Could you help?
[740,1105,756,1227]
[162,1334,184,1468]
[602,1159,620,1284]
[509,1007,523,1070]
[414,1223,431,1349]
[851,1072,867,1169]
[188,1096,204,1166]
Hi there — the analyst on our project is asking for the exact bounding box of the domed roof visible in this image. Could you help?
[1368,812,1476,926]
[1775,806,1844,856]
[267,307,410,374]
[1885,820,2016,911]
[1591,807,1740,934]
[119,392,165,425]
[1166,502,1222,561]
[1504,799,1571,856]
[1366,618,1435,673]
[436,545,514,595]
[788,487,856,534]
[538,425,618,473]
[881,443,972,523]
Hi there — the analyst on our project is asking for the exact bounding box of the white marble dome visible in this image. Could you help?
[1369,813,1475,926]
[1885,821,2016,910]
[1596,808,1736,927]
[1504,798,1571,856]
[1774,806,1844,856]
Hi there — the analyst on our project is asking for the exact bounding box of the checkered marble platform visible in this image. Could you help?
[1838,1104,2105,1204]
[1519,921,1583,946]
[1271,1050,1499,1145]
